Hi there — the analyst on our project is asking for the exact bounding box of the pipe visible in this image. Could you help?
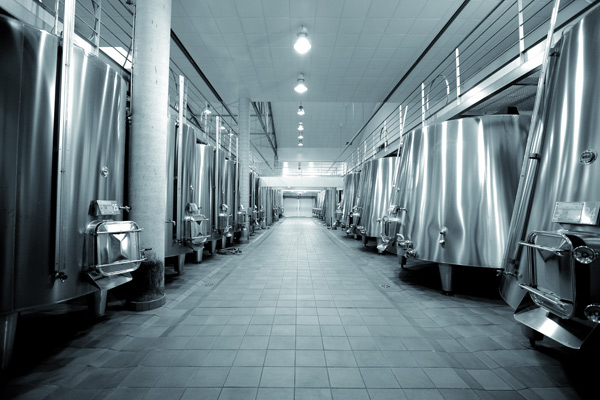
[170,30,238,125]
[502,0,561,271]
[329,0,472,167]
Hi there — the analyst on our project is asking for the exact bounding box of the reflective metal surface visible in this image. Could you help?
[165,119,198,257]
[397,115,529,268]
[503,4,600,347]
[48,45,128,306]
[1,16,58,315]
[355,157,398,238]
[196,144,215,239]
[341,172,360,227]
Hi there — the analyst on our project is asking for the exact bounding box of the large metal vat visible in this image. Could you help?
[341,172,361,234]
[355,157,398,243]
[396,115,529,292]
[1,16,142,368]
[165,119,207,269]
[196,143,215,241]
[501,4,600,349]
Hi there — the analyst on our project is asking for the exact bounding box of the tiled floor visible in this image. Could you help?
[1,218,597,399]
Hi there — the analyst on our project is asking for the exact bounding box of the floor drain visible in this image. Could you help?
[380,284,390,289]
[204,283,213,287]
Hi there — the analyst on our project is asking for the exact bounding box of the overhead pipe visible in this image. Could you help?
[251,101,277,157]
[170,30,238,125]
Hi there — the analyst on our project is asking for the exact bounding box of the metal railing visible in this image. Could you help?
[343,0,589,174]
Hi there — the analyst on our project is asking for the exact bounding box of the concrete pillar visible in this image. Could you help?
[127,0,172,311]
[238,98,251,243]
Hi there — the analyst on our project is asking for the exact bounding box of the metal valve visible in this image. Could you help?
[55,271,68,282]
[573,246,597,264]
[439,226,448,246]
[119,205,131,212]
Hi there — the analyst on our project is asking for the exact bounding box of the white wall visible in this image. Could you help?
[260,175,342,189]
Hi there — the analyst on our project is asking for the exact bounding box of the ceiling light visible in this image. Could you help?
[298,139,303,147]
[294,26,311,54]
[297,122,304,131]
[203,104,212,115]
[298,133,304,139]
[297,104,305,115]
[294,73,307,93]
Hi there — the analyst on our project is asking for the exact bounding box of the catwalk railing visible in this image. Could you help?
[343,0,591,174]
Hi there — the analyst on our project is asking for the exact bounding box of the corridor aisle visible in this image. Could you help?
[1,218,591,400]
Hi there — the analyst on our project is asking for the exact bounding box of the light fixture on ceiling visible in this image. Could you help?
[298,132,304,139]
[297,104,305,116]
[294,25,311,54]
[297,122,304,131]
[294,73,307,93]
[203,104,212,115]
[298,139,303,147]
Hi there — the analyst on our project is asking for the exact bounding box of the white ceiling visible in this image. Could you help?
[170,0,500,162]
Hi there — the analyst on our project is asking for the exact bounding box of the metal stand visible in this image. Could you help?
[211,239,217,255]
[194,246,204,263]
[438,263,454,295]
[88,289,108,317]
[174,254,185,274]
[0,313,18,370]
[240,222,250,243]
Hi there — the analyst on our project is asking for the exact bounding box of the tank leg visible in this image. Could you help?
[194,246,204,263]
[240,222,250,244]
[88,289,108,317]
[211,240,217,255]
[0,313,18,370]
[221,236,227,249]
[174,254,185,274]
[362,235,368,246]
[438,263,454,295]
[521,324,544,347]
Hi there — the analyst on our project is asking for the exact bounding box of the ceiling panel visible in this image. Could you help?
[172,0,510,165]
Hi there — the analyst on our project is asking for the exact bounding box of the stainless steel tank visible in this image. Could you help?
[1,16,142,368]
[396,115,529,293]
[342,172,361,234]
[501,4,600,349]
[355,157,398,242]
[196,144,215,241]
[165,119,207,269]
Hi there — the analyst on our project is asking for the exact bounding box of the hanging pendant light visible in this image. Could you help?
[294,73,307,93]
[297,104,305,116]
[297,122,304,131]
[294,26,311,54]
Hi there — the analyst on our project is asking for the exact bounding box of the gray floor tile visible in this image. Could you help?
[352,351,388,367]
[331,388,370,400]
[294,388,333,400]
[295,367,330,388]
[256,387,294,400]
[241,336,270,350]
[367,388,408,400]
[296,350,326,366]
[189,367,230,387]
[181,388,221,400]
[143,387,186,400]
[154,367,198,388]
[269,336,296,349]
[296,336,323,350]
[392,368,434,388]
[202,350,237,367]
[328,367,365,388]
[423,368,469,389]
[224,366,262,387]
[119,366,166,388]
[264,349,295,367]
[218,387,257,400]
[360,368,400,388]
[233,350,266,366]
[260,367,295,387]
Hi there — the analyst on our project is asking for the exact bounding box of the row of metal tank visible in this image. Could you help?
[0,13,285,370]
[337,3,600,349]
